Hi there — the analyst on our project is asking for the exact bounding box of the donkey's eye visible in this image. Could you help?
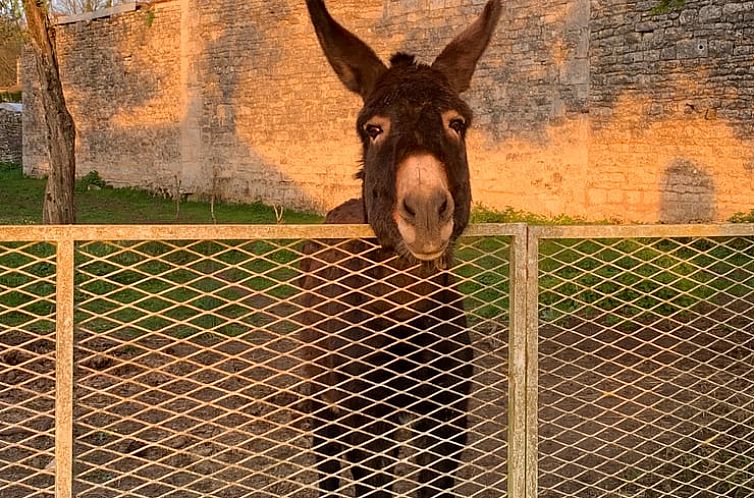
[365,124,383,141]
[449,118,467,134]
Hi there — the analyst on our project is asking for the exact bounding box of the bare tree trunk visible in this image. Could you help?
[23,0,76,224]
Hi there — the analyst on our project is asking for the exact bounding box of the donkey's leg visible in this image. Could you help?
[414,410,468,498]
[312,409,348,497]
[347,421,399,498]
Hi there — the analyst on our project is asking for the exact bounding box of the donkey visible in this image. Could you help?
[298,1,501,496]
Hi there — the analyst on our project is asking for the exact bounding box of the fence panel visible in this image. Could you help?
[534,226,754,498]
[5,223,753,498]
[0,224,514,498]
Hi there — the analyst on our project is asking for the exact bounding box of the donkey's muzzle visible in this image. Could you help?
[394,153,455,261]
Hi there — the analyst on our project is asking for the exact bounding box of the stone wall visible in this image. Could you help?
[22,1,182,189]
[0,105,22,164]
[22,0,754,222]
[588,0,754,222]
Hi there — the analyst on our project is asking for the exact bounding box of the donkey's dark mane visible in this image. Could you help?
[389,52,418,67]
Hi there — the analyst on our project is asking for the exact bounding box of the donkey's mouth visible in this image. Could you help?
[395,216,454,263]
[407,245,447,261]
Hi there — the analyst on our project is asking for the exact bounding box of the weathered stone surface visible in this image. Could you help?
[0,105,22,164]
[588,0,754,222]
[21,0,754,222]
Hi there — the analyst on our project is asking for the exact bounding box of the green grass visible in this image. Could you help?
[73,238,307,337]
[729,209,754,224]
[651,0,686,14]
[471,205,754,325]
[470,203,619,225]
[0,164,323,225]
[8,231,754,338]
[0,163,324,336]
[470,205,754,326]
[0,90,21,103]
[539,236,754,326]
[455,237,511,321]
[67,236,511,337]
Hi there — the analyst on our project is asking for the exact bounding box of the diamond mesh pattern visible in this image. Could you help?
[538,236,754,498]
[0,242,56,498]
[72,235,510,497]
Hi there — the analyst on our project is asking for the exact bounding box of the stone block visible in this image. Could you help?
[660,46,677,59]
[676,39,708,59]
[587,188,609,207]
[723,2,748,15]
[699,4,722,22]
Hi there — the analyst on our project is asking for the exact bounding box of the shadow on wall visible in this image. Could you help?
[41,1,321,210]
[188,0,313,207]
[659,159,715,224]
[590,3,754,143]
[25,1,754,220]
[176,0,374,211]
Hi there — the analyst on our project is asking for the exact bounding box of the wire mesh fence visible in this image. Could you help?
[1,224,753,498]
[0,224,516,498]
[0,241,57,498]
[534,226,754,498]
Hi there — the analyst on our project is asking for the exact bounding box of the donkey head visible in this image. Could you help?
[307,0,501,264]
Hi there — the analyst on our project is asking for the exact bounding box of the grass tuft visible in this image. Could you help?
[470,203,620,225]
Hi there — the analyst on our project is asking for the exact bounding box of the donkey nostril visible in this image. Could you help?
[437,192,454,219]
[439,198,448,216]
[402,199,416,218]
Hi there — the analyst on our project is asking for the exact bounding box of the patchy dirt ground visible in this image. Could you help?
[2,303,753,498]
[538,306,754,498]
[0,319,508,498]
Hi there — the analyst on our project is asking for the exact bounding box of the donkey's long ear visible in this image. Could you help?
[306,0,388,98]
[431,0,502,93]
